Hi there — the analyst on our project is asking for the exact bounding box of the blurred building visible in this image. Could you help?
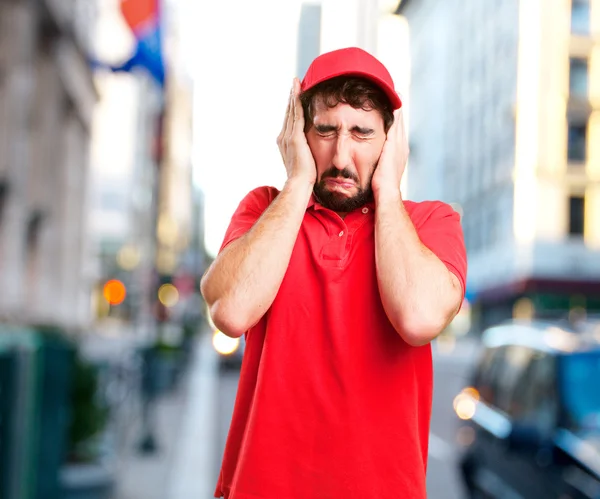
[88,0,163,332]
[155,5,202,312]
[319,0,409,90]
[0,0,97,329]
[297,2,322,79]
[88,0,200,334]
[397,0,600,328]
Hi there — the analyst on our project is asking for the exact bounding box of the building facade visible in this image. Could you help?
[397,0,600,328]
[88,0,199,335]
[0,0,97,330]
[297,2,323,79]
[154,14,200,314]
[88,0,163,332]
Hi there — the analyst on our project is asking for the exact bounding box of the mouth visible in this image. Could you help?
[324,178,355,190]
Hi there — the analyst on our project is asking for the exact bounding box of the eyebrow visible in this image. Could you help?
[314,124,375,135]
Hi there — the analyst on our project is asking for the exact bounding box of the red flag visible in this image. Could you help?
[120,0,157,33]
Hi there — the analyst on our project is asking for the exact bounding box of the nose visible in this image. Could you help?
[331,135,353,171]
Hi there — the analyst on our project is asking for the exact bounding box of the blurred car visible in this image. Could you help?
[212,329,245,371]
[454,320,600,499]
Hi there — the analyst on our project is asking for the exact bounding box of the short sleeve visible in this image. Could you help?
[219,186,279,253]
[414,202,467,298]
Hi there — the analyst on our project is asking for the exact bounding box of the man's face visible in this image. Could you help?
[306,98,387,213]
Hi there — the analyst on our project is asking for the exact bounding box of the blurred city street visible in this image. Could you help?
[91,326,480,499]
[77,322,219,499]
[1,0,600,497]
[75,319,481,499]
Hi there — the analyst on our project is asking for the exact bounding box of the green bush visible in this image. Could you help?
[66,355,109,463]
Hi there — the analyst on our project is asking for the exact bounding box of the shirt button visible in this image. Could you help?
[362,207,369,214]
[338,230,344,237]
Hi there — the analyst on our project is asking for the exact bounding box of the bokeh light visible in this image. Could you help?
[158,283,180,307]
[103,279,127,305]
[212,330,240,356]
[116,244,141,270]
[453,388,480,421]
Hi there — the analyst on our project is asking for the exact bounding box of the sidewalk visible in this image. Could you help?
[167,330,219,499]
[113,329,219,499]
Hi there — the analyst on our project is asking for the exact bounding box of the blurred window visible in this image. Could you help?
[473,346,503,405]
[494,345,534,414]
[571,0,590,35]
[568,196,585,236]
[510,352,557,433]
[474,345,532,413]
[569,58,588,98]
[567,123,587,162]
[559,352,600,430]
[25,210,43,295]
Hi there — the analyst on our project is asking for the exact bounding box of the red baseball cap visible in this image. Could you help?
[301,47,402,110]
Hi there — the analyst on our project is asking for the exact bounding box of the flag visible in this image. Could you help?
[112,0,165,86]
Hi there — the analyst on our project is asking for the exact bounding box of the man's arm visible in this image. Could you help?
[374,194,463,346]
[372,108,464,346]
[201,78,316,338]
[201,179,312,337]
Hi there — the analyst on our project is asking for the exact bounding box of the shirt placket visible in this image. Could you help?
[319,206,372,263]
[321,217,347,261]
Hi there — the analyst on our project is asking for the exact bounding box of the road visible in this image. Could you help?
[210,337,479,499]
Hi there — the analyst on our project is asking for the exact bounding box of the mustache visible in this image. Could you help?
[320,167,359,183]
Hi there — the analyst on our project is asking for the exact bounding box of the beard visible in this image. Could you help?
[313,165,375,213]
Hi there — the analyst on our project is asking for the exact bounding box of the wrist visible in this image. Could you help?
[373,185,402,205]
[283,175,315,199]
[286,173,315,189]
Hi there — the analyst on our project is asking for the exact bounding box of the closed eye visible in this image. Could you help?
[351,126,374,138]
[313,124,375,139]
[314,125,337,137]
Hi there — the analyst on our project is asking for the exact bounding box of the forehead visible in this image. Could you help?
[311,98,384,129]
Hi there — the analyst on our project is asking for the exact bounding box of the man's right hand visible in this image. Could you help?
[276,78,316,185]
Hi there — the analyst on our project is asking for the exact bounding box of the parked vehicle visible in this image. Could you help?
[455,320,600,499]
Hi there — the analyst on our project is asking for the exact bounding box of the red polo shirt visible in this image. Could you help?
[214,186,467,499]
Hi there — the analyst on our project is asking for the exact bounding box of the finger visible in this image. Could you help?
[395,109,405,138]
[284,84,295,140]
[282,90,292,129]
[279,87,293,142]
[397,110,408,145]
[292,78,305,136]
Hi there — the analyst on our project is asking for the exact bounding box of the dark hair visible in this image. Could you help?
[300,76,394,133]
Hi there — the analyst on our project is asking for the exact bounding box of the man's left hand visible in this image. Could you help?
[372,108,409,199]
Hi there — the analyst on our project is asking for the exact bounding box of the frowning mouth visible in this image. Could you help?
[325,178,355,190]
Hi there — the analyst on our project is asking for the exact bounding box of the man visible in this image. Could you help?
[201,47,467,499]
